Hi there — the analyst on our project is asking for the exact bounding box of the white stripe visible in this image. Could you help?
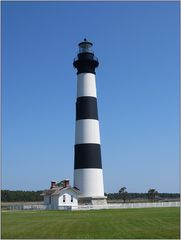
[77,73,97,98]
[74,169,104,197]
[75,119,100,144]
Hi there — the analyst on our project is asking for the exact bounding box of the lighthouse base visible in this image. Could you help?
[78,196,107,205]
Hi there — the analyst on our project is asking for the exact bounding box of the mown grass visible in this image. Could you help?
[1,207,180,239]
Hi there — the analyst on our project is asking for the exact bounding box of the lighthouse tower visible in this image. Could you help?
[73,39,107,205]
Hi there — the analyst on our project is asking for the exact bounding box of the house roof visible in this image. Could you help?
[41,186,80,196]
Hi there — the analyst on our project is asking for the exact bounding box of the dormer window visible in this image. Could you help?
[63,195,66,203]
[71,195,73,202]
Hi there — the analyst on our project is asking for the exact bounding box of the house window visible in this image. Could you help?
[49,196,51,204]
[63,195,66,203]
[71,195,73,202]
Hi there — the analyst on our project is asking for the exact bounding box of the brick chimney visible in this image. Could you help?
[64,179,70,188]
[50,181,57,189]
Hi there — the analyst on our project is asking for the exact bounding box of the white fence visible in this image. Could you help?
[8,204,47,211]
[73,201,180,211]
[5,201,180,211]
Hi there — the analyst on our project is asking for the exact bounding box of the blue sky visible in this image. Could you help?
[2,1,179,193]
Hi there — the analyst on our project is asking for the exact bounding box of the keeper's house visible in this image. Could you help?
[41,179,79,210]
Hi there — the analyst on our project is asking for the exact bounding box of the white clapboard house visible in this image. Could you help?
[41,179,79,210]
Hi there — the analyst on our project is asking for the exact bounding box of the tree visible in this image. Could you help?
[57,181,65,187]
[1,190,43,202]
[119,187,128,203]
[147,189,158,202]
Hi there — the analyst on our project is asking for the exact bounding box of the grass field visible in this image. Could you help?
[1,207,180,239]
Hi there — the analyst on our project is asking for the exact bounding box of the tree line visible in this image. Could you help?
[1,190,43,202]
[106,187,180,202]
[1,189,180,202]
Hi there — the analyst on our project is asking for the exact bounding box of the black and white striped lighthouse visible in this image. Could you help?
[73,39,107,205]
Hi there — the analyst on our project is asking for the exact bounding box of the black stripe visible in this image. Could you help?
[76,97,98,120]
[74,144,102,169]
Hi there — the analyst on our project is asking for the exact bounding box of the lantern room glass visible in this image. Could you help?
[79,42,93,54]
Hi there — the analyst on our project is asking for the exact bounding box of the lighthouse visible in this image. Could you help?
[73,39,107,205]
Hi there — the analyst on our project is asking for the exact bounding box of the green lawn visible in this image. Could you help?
[1,207,180,239]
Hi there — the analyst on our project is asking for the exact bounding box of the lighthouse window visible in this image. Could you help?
[63,195,66,203]
[71,195,73,202]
